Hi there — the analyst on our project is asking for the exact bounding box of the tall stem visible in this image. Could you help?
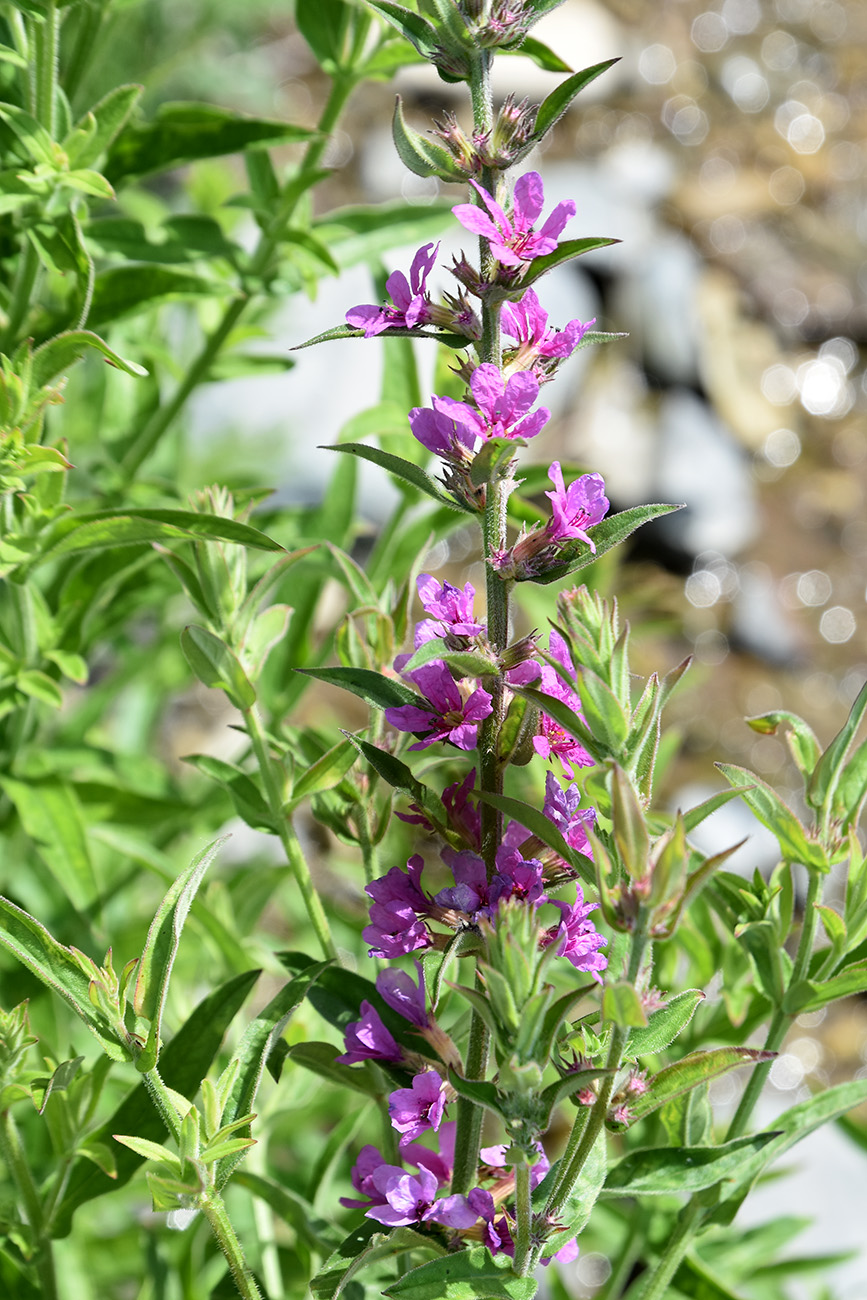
[200,1190,264,1300]
[638,1201,703,1300]
[118,75,355,482]
[31,0,59,134]
[0,1111,59,1300]
[512,1163,532,1276]
[451,44,504,1198]
[243,703,337,961]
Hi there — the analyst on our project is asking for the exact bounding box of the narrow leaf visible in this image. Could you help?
[626,990,705,1059]
[323,441,473,512]
[611,1048,775,1129]
[602,1133,777,1196]
[0,776,99,913]
[298,664,420,711]
[522,503,682,584]
[533,59,621,138]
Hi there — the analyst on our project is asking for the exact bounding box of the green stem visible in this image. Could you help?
[243,703,337,961]
[31,0,59,134]
[543,918,649,1226]
[142,1066,182,1142]
[356,797,379,889]
[2,239,40,352]
[638,1201,703,1300]
[512,1163,532,1276]
[118,74,355,482]
[200,1189,264,1300]
[0,1111,58,1300]
[63,0,107,104]
[726,867,820,1140]
[450,980,490,1195]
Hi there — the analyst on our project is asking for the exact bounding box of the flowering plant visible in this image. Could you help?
[0,1,865,1299]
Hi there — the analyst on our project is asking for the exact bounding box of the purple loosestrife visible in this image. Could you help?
[337,1002,402,1065]
[346,243,439,337]
[545,463,609,550]
[377,961,429,1028]
[396,767,482,849]
[416,573,486,640]
[340,1145,392,1210]
[502,287,595,374]
[401,1120,456,1185]
[453,172,576,271]
[408,364,549,461]
[385,660,493,751]
[388,1070,447,1140]
[542,891,608,979]
[534,631,595,776]
[364,855,432,958]
[543,770,597,858]
[365,1165,477,1229]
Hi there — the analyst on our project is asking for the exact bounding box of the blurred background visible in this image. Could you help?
[61,0,867,1292]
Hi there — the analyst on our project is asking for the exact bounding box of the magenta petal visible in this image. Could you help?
[513,171,545,230]
[366,1204,415,1226]
[385,704,436,733]
[425,1194,479,1229]
[503,370,539,419]
[470,363,505,419]
[410,241,439,292]
[513,408,549,441]
[468,178,511,232]
[386,269,412,312]
[345,305,390,337]
[489,239,525,268]
[538,199,577,241]
[463,686,494,722]
[452,202,500,240]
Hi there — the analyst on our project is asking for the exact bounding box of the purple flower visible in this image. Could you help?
[366,855,429,912]
[543,771,596,858]
[377,961,429,1029]
[401,1121,456,1186]
[452,172,576,270]
[340,1145,391,1209]
[337,1002,402,1065]
[363,900,431,960]
[542,891,608,979]
[408,365,548,461]
[534,631,594,778]
[417,573,485,640]
[385,660,493,751]
[408,395,482,462]
[346,243,438,337]
[443,768,483,849]
[467,1188,514,1256]
[545,463,609,550]
[388,1070,447,1141]
[435,848,490,915]
[502,287,595,358]
[489,849,545,908]
[479,1141,550,1190]
[366,1165,477,1229]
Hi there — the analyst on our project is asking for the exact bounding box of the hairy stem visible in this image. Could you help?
[31,0,59,134]
[512,1162,532,1276]
[0,1111,58,1300]
[450,978,490,1195]
[118,74,355,482]
[243,703,337,961]
[638,1200,703,1300]
[200,1190,264,1300]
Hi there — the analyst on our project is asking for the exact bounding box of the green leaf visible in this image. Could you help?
[183,754,276,832]
[289,737,358,803]
[783,959,867,1015]
[298,664,420,711]
[682,787,752,834]
[447,1070,510,1121]
[470,436,522,490]
[29,329,147,386]
[513,35,572,73]
[512,684,605,763]
[37,507,281,565]
[716,763,828,871]
[626,990,705,1059]
[518,237,620,288]
[344,734,450,833]
[313,200,455,271]
[0,776,100,914]
[0,102,55,165]
[532,59,620,138]
[612,1048,775,1130]
[520,503,682,584]
[474,791,595,886]
[746,709,821,781]
[323,442,473,512]
[603,980,647,1029]
[112,1134,180,1166]
[85,265,230,328]
[363,1,439,58]
[105,103,316,182]
[401,636,495,680]
[289,1041,382,1098]
[391,95,465,181]
[535,1131,606,1259]
[15,668,63,708]
[295,322,469,350]
[132,837,225,1067]
[63,84,143,169]
[53,969,260,1233]
[215,962,329,1186]
[312,1220,441,1300]
[808,679,867,813]
[180,625,256,709]
[0,897,125,1059]
[384,1248,537,1300]
[602,1133,777,1196]
[295,0,353,70]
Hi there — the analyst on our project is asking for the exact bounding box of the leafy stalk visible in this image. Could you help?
[242,703,338,961]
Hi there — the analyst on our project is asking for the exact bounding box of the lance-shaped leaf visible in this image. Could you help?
[289,1040,384,1098]
[603,981,647,1029]
[289,736,358,804]
[392,95,465,181]
[709,1077,867,1223]
[474,790,595,886]
[808,678,867,813]
[105,102,316,182]
[363,1,440,58]
[534,1130,606,1257]
[0,776,100,915]
[602,1133,777,1196]
[539,1068,614,1127]
[532,58,621,140]
[516,237,620,289]
[133,837,226,1068]
[183,754,276,832]
[383,1246,538,1300]
[447,1068,510,1121]
[782,959,867,1016]
[512,35,572,73]
[312,1220,442,1300]
[294,322,469,349]
[625,990,705,1059]
[521,503,683,585]
[180,625,256,710]
[298,664,421,711]
[683,786,753,833]
[53,969,260,1233]
[344,734,451,835]
[607,1048,775,1130]
[36,507,284,564]
[835,737,867,832]
[0,898,127,1060]
[31,329,147,386]
[512,684,606,763]
[747,710,821,782]
[402,636,496,680]
[215,962,330,1187]
[323,441,474,511]
[717,763,829,871]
